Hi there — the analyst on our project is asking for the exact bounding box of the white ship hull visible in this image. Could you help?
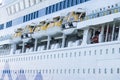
[0,41,120,80]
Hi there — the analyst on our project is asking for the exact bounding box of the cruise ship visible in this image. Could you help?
[0,0,120,80]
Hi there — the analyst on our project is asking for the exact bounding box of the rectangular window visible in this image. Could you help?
[63,1,66,9]
[57,3,60,10]
[56,3,58,11]
[26,15,28,21]
[28,14,31,21]
[36,11,39,18]
[49,6,51,14]
[6,21,12,28]
[59,2,63,10]
[23,16,26,22]
[46,7,49,14]
[54,4,56,12]
[71,0,74,6]
[34,12,36,19]
[0,24,4,30]
[31,13,33,20]
[66,0,69,8]
[52,5,55,12]
[49,6,52,14]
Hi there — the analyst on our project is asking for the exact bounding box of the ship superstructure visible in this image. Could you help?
[0,0,120,80]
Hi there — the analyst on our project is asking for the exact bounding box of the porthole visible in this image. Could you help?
[100,49,102,55]
[54,54,56,59]
[50,54,52,59]
[117,68,120,74]
[93,68,95,74]
[65,53,68,57]
[111,68,113,74]
[64,69,67,74]
[61,53,64,58]
[70,52,72,57]
[104,68,107,74]
[77,69,80,74]
[88,68,90,74]
[57,54,59,58]
[68,69,71,74]
[119,48,120,53]
[94,50,97,55]
[52,69,55,74]
[73,69,75,73]
[74,52,76,57]
[60,69,62,74]
[44,55,46,59]
[47,55,49,59]
[79,52,81,56]
[83,69,85,74]
[84,51,86,56]
[49,69,51,74]
[89,51,91,56]
[112,48,115,54]
[99,68,101,74]
[106,49,108,54]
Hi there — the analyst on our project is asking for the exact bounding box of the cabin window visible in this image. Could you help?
[68,69,71,74]
[112,48,115,54]
[99,68,102,74]
[65,53,68,57]
[117,68,120,73]
[64,69,67,74]
[73,69,75,73]
[93,68,95,74]
[100,49,102,55]
[106,49,108,54]
[94,50,97,55]
[119,48,120,54]
[88,68,90,74]
[77,69,80,73]
[89,51,91,56]
[83,69,85,74]
[84,51,86,56]
[104,68,107,74]
[111,68,113,74]
[79,52,81,56]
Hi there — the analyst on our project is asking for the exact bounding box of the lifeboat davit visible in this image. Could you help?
[32,21,48,39]
[21,25,34,42]
[11,28,22,43]
[46,16,63,36]
[62,11,85,35]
